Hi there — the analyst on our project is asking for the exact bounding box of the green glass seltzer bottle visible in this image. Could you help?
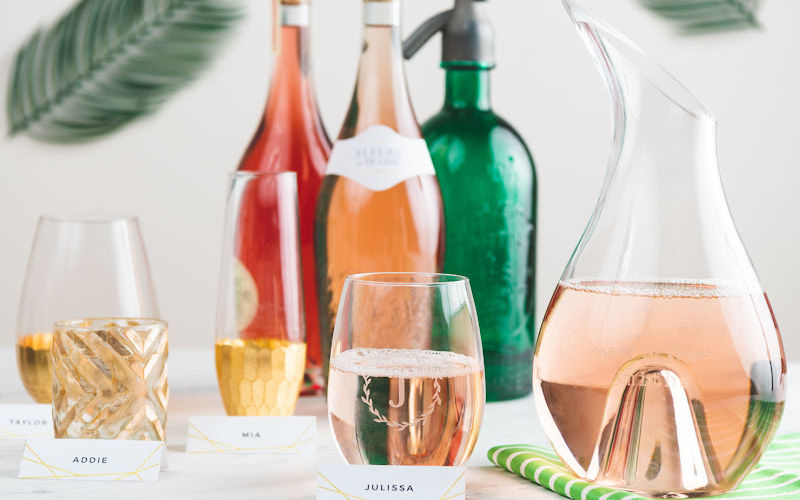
[405,0,537,401]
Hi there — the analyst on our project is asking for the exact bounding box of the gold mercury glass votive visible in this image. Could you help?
[52,318,168,440]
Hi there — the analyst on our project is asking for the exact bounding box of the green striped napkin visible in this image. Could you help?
[489,433,800,499]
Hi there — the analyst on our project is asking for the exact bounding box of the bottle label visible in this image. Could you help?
[234,258,259,331]
[325,125,435,191]
[281,4,308,26]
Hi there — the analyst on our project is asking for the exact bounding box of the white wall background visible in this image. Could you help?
[0,1,798,359]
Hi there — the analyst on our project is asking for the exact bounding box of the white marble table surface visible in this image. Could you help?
[0,348,797,499]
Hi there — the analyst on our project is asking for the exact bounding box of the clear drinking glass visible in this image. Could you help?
[533,3,786,497]
[52,318,168,440]
[215,171,306,416]
[328,272,485,466]
[16,216,160,403]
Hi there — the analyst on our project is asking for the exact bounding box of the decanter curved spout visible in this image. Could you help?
[562,0,756,289]
[533,3,787,498]
[564,0,715,154]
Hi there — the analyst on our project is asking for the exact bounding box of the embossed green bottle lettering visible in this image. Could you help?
[407,0,538,400]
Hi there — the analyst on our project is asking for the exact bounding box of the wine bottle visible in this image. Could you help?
[405,0,538,401]
[237,0,331,394]
[315,0,444,376]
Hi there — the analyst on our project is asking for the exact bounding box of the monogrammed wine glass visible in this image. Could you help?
[327,272,485,465]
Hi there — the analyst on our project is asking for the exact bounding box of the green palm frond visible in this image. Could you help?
[6,0,243,142]
[639,0,760,34]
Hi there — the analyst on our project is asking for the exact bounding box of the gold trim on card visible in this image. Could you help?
[0,430,51,438]
[317,471,369,500]
[439,469,466,499]
[186,420,314,454]
[20,442,164,480]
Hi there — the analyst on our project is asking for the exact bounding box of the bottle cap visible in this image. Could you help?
[404,0,495,68]
[272,0,310,54]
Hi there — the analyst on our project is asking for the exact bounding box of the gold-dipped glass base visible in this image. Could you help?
[215,338,306,416]
[16,332,54,404]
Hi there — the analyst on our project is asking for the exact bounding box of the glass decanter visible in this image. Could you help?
[533,2,786,497]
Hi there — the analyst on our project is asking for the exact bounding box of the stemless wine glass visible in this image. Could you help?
[16,216,160,403]
[215,171,306,416]
[328,273,485,466]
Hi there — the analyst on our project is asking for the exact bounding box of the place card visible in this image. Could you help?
[0,404,53,439]
[317,465,466,499]
[19,438,164,481]
[185,416,315,455]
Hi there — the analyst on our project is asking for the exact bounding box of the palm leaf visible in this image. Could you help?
[639,0,760,34]
[6,0,243,142]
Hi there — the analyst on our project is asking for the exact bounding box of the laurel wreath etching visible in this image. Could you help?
[360,376,442,430]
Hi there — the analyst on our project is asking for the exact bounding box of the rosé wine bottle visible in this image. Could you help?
[315,0,444,380]
[236,0,331,394]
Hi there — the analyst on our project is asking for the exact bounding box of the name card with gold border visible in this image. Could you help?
[19,438,164,481]
[185,416,316,455]
[317,465,466,499]
[0,404,53,439]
